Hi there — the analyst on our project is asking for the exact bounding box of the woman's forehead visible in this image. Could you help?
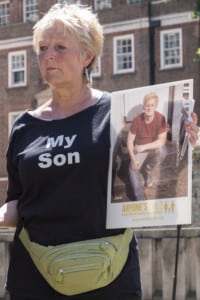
[39,24,75,41]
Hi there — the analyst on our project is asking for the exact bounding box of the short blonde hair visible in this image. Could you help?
[143,92,159,106]
[33,3,104,71]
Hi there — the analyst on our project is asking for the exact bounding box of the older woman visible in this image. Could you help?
[1,4,142,300]
[0,3,199,300]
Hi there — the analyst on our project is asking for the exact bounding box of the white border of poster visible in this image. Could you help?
[106,79,194,229]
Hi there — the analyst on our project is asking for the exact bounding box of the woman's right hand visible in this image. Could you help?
[0,200,18,227]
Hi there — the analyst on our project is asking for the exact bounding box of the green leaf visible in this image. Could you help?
[196,48,200,55]
[191,11,197,19]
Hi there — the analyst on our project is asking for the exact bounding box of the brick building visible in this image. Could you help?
[0,0,199,205]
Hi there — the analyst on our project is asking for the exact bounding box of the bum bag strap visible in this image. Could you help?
[19,226,31,251]
[19,227,49,258]
[19,226,133,254]
[123,228,133,243]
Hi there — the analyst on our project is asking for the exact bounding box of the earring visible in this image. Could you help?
[84,67,90,83]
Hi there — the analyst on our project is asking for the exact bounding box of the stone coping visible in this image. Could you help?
[0,228,15,242]
[134,226,200,238]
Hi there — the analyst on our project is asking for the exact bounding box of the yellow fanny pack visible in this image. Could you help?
[19,227,132,296]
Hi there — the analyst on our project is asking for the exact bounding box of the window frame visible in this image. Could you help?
[0,0,9,27]
[23,0,39,22]
[160,28,183,70]
[127,0,143,4]
[8,50,27,88]
[92,57,101,78]
[57,0,75,4]
[113,34,135,75]
[8,111,23,134]
[93,0,112,11]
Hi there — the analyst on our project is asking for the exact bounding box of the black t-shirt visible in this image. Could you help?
[5,92,141,299]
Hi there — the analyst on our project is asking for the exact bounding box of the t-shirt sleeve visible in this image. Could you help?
[129,116,139,135]
[5,125,23,203]
[158,114,167,134]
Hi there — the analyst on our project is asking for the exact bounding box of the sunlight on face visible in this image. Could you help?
[143,98,157,116]
[37,26,86,86]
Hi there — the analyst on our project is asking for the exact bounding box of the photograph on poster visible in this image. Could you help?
[106,79,194,229]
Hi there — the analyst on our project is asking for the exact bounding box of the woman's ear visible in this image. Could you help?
[83,52,95,68]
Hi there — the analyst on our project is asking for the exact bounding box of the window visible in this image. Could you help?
[23,0,38,22]
[92,57,101,77]
[160,28,183,69]
[94,0,112,11]
[57,0,75,4]
[113,35,135,74]
[127,0,143,4]
[8,51,27,88]
[8,111,23,134]
[57,0,74,4]
[0,1,9,27]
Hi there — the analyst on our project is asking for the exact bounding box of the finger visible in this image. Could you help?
[187,126,199,148]
[185,121,199,134]
[189,135,198,148]
[191,112,198,124]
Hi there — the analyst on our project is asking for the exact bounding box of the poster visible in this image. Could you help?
[106,79,194,229]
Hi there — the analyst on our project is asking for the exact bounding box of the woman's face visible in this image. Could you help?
[38,25,92,88]
[143,98,157,117]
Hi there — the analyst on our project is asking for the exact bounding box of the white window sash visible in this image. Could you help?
[23,0,38,22]
[160,28,183,70]
[92,57,101,77]
[8,51,27,88]
[127,0,143,4]
[0,1,9,27]
[94,0,112,11]
[113,34,135,74]
[57,0,75,4]
[8,111,23,134]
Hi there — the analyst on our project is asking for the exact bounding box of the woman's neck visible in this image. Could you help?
[51,85,91,107]
[31,86,102,121]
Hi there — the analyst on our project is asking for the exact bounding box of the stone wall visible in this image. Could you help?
[137,228,200,300]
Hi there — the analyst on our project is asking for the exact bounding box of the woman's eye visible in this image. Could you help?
[56,45,66,50]
[39,46,47,52]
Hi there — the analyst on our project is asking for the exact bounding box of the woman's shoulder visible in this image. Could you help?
[91,89,111,115]
[92,88,111,102]
[10,111,30,129]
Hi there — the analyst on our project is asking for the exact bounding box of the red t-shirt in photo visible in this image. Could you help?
[130,111,167,145]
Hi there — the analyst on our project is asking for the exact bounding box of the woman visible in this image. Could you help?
[0,3,199,300]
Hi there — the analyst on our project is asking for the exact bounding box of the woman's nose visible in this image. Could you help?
[45,46,56,59]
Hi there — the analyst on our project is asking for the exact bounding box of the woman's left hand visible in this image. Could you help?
[185,112,199,148]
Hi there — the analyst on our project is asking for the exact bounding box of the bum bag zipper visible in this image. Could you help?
[48,252,111,274]
[55,263,102,282]
[41,239,117,263]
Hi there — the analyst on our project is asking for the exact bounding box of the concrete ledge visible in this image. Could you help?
[0,229,15,243]
[135,226,200,238]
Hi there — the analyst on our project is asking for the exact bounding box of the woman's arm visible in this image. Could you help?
[0,200,18,227]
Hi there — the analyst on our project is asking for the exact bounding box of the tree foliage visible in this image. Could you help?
[192,0,200,62]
